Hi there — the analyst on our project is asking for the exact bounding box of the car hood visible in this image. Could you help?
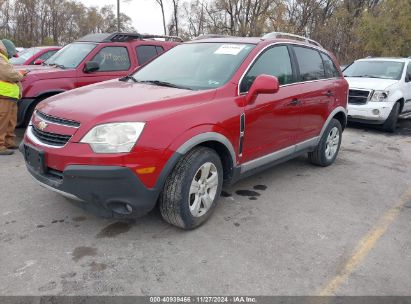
[37,79,215,124]
[17,65,75,79]
[345,77,398,91]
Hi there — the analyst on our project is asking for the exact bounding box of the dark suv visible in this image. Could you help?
[16,32,181,126]
[22,32,348,229]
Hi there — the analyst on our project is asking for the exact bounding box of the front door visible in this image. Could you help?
[76,46,133,88]
[239,45,301,164]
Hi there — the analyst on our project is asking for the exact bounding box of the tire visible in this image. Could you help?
[159,147,223,230]
[383,102,400,133]
[308,118,342,167]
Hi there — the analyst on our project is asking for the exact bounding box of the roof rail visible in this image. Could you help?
[262,32,322,48]
[192,34,232,40]
[105,32,183,42]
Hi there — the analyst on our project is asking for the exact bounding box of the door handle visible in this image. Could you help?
[325,91,334,97]
[288,99,300,106]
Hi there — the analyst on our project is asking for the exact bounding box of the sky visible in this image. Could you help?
[80,0,172,35]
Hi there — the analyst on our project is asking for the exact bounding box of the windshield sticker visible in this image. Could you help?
[214,44,246,55]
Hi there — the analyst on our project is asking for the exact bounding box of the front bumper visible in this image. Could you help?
[347,102,393,124]
[23,145,160,218]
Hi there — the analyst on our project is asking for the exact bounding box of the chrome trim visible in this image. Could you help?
[34,111,80,129]
[26,125,68,149]
[237,41,340,96]
[34,178,83,202]
[240,136,320,173]
[262,32,322,47]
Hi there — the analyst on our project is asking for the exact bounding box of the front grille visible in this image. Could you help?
[36,111,80,128]
[348,89,371,105]
[31,125,71,147]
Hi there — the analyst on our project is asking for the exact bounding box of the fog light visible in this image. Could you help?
[372,109,380,115]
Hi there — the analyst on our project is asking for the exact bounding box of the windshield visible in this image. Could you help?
[45,43,96,69]
[10,47,40,64]
[343,60,405,80]
[131,43,255,90]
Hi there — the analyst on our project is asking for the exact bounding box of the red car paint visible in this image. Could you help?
[15,34,179,126]
[25,37,348,187]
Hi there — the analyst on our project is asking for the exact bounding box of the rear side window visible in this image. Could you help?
[91,46,131,71]
[294,46,326,81]
[240,45,294,93]
[321,53,340,78]
[136,45,164,65]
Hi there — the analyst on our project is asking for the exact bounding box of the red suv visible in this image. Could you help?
[16,33,180,126]
[22,32,348,229]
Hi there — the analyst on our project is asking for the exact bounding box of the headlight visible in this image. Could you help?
[370,90,389,102]
[81,122,145,153]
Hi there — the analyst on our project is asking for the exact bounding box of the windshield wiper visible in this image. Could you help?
[119,75,138,82]
[138,80,192,90]
[47,62,66,69]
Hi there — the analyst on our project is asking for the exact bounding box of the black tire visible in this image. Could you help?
[159,147,223,230]
[383,102,400,133]
[308,118,342,167]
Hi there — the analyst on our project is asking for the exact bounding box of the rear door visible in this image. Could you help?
[292,46,336,141]
[240,44,301,163]
[76,45,134,87]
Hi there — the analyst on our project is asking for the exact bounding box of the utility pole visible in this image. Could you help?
[117,0,121,32]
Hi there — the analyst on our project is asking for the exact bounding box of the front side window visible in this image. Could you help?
[294,46,326,81]
[343,60,405,80]
[91,46,131,71]
[36,50,58,62]
[132,43,255,90]
[45,43,97,68]
[240,45,294,93]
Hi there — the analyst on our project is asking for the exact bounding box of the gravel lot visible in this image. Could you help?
[1,118,410,296]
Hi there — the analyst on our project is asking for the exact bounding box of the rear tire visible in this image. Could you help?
[159,147,223,230]
[383,102,400,133]
[308,118,342,167]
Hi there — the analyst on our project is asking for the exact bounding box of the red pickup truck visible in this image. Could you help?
[16,33,181,126]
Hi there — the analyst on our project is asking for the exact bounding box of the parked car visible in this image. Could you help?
[10,46,61,65]
[21,32,348,229]
[344,57,411,132]
[15,32,181,126]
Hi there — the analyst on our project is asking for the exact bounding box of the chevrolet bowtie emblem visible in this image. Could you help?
[37,120,48,131]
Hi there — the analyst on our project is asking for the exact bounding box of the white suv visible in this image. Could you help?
[344,57,411,132]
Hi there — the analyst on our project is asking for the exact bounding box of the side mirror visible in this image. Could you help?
[84,61,100,73]
[405,74,411,83]
[33,59,44,65]
[245,74,280,105]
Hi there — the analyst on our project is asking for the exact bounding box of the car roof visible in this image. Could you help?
[356,57,410,63]
[185,36,329,54]
[76,32,183,43]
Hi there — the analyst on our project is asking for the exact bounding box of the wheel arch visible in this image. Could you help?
[396,98,405,113]
[155,132,237,190]
[319,106,347,139]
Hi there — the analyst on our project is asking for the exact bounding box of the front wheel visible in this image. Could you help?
[308,118,342,167]
[383,102,400,133]
[159,147,223,230]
